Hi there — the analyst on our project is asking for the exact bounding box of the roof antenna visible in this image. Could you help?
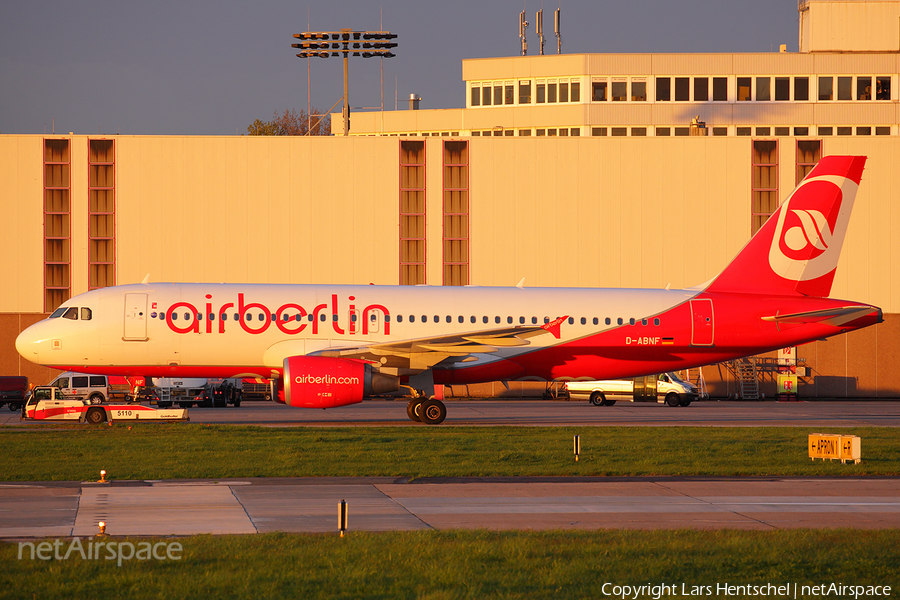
[519,8,528,56]
[141,274,150,285]
[555,6,561,54]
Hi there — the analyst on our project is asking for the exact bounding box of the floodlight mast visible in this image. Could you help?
[292,29,398,136]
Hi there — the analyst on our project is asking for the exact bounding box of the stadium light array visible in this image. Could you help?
[293,29,398,136]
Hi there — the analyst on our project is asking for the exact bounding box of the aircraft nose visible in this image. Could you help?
[15,324,42,364]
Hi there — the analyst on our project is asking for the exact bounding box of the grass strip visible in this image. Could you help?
[2,425,898,481]
[3,529,898,600]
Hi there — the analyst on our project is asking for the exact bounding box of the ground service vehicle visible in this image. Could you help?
[566,372,699,407]
[22,387,188,423]
[0,376,29,411]
[48,372,140,404]
[14,157,883,424]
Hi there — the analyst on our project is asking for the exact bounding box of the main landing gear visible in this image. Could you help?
[406,397,447,425]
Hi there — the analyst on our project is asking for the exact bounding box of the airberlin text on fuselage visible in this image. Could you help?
[163,293,391,337]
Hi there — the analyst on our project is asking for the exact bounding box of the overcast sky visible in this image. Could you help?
[0,1,799,136]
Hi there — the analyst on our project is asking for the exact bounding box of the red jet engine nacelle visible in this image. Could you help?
[282,356,399,408]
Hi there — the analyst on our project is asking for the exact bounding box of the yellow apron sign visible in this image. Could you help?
[809,433,861,464]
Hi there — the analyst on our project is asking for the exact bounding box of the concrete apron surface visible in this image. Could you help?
[2,477,900,538]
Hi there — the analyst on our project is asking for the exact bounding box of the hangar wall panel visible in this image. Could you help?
[2,133,899,395]
[0,136,44,312]
[466,137,751,291]
[0,313,60,384]
[112,136,400,289]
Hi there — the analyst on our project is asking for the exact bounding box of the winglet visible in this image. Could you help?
[540,315,567,339]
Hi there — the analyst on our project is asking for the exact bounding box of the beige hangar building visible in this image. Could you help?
[1,0,899,398]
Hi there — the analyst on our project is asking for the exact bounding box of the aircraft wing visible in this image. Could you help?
[313,316,568,372]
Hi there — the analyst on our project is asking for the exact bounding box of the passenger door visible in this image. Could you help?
[124,293,149,341]
[689,298,714,346]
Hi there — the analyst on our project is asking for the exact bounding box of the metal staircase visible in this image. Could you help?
[734,358,760,400]
[683,367,709,399]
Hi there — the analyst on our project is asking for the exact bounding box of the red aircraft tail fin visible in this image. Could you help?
[705,155,865,297]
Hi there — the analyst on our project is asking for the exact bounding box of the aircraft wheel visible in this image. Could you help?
[419,399,446,425]
[665,393,680,407]
[589,392,606,407]
[406,399,422,422]
[85,407,106,424]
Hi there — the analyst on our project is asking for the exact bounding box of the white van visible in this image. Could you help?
[48,372,136,404]
[565,372,699,407]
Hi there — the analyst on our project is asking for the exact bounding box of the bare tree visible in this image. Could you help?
[247,108,331,136]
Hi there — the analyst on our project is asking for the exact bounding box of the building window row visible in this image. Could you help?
[587,125,892,137]
[470,75,893,107]
[383,125,892,138]
[470,79,581,106]
[471,128,581,137]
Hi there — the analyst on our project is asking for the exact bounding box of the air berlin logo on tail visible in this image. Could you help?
[768,175,858,282]
[781,208,832,259]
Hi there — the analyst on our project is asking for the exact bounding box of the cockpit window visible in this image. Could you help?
[62,307,78,320]
[49,307,67,319]
[81,308,92,321]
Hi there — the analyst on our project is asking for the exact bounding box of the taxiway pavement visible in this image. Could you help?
[3,477,899,538]
[4,400,898,428]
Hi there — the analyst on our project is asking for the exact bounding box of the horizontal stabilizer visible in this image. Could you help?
[761,306,877,327]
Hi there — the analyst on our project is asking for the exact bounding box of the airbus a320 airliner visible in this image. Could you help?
[16,156,882,424]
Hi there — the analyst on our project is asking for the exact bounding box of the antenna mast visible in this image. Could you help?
[519,10,528,56]
[536,9,545,55]
[555,7,561,54]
